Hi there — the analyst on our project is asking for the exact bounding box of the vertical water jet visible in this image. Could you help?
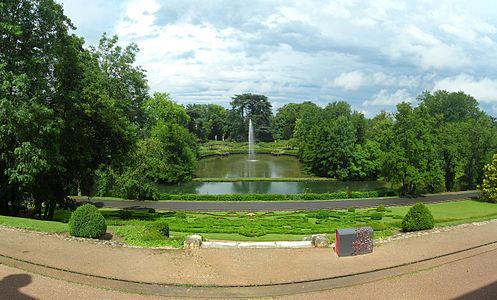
[248,119,255,161]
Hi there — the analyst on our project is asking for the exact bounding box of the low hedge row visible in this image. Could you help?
[158,190,394,201]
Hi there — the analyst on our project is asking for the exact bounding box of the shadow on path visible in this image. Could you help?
[0,274,37,300]
[454,280,497,300]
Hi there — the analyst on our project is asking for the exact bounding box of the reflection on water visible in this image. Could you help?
[195,154,310,178]
[157,181,388,195]
[156,154,388,194]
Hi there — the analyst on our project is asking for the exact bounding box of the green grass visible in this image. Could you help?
[0,215,68,233]
[388,200,497,225]
[2,199,497,249]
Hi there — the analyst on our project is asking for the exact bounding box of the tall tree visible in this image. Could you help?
[272,102,320,140]
[186,104,228,141]
[382,103,444,194]
[227,93,273,141]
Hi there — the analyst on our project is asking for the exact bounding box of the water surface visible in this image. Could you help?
[195,154,310,178]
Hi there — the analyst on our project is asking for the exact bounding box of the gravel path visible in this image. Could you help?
[90,190,478,211]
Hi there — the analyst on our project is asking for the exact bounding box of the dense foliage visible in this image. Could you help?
[479,154,497,203]
[401,203,435,232]
[0,0,198,215]
[288,92,497,194]
[227,93,273,141]
[68,204,107,238]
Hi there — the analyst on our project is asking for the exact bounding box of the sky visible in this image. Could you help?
[57,0,497,116]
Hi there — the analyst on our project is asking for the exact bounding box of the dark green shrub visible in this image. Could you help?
[145,220,169,237]
[69,204,107,238]
[315,210,330,219]
[147,208,156,214]
[401,203,435,232]
[370,212,383,220]
[376,205,386,212]
[175,211,187,219]
[238,227,267,237]
[347,207,356,213]
[118,210,133,220]
[370,221,387,230]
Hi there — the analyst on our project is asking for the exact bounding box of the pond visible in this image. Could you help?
[157,154,388,194]
[156,180,388,195]
[194,154,310,178]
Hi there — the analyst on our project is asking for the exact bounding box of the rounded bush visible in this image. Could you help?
[315,210,330,219]
[401,203,435,232]
[239,227,267,237]
[376,205,386,212]
[118,210,133,220]
[347,207,356,213]
[69,204,107,238]
[175,211,187,219]
[370,212,383,220]
[145,220,169,237]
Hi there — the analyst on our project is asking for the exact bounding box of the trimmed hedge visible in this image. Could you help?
[69,204,107,238]
[145,220,170,238]
[401,203,435,232]
[158,190,390,201]
[370,212,383,220]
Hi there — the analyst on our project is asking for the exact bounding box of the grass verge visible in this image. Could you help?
[2,200,497,249]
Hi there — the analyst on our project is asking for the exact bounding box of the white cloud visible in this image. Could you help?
[389,24,469,70]
[58,0,497,116]
[433,74,497,102]
[332,71,366,91]
[116,0,161,38]
[363,89,412,106]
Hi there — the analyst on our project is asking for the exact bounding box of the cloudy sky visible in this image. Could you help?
[58,0,497,116]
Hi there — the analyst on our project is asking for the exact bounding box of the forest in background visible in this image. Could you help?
[1,0,496,220]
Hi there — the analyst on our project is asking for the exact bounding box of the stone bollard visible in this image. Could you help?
[184,235,203,249]
[311,234,330,248]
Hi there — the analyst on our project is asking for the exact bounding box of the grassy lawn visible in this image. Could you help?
[199,140,298,157]
[0,215,68,233]
[2,200,497,248]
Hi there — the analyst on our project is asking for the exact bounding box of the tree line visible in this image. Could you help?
[187,92,497,195]
[1,1,496,220]
[0,0,196,217]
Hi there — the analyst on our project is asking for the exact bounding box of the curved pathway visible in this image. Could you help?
[0,218,496,298]
[90,191,478,211]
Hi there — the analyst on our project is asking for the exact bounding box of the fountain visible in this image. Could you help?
[248,119,256,161]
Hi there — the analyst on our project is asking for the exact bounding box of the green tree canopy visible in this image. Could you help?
[227,93,273,141]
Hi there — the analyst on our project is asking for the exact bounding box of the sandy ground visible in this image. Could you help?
[2,248,497,299]
[284,248,497,300]
[1,221,497,286]
[0,220,497,298]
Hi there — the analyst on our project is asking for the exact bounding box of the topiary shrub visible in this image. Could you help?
[315,210,330,219]
[239,227,267,237]
[370,212,383,220]
[347,207,356,213]
[376,205,386,212]
[118,209,133,220]
[145,220,169,238]
[175,211,187,219]
[401,203,435,232]
[147,208,156,214]
[69,204,107,238]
